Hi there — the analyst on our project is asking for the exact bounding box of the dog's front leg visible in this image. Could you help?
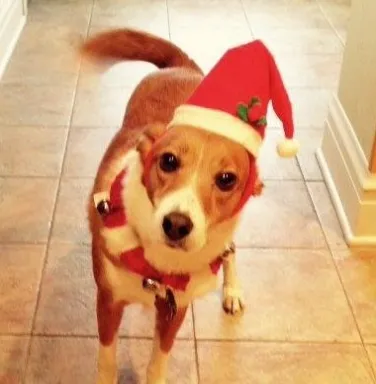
[96,289,126,384]
[222,251,245,315]
[147,298,188,384]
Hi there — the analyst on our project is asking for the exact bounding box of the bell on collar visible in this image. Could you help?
[93,192,112,216]
[143,278,161,293]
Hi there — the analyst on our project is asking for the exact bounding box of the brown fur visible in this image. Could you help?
[145,126,251,224]
[86,30,205,290]
[84,29,262,382]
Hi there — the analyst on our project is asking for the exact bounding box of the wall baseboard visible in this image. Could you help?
[317,95,376,247]
[0,0,26,79]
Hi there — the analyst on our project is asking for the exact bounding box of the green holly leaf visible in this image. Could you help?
[237,103,249,123]
[256,116,267,127]
[249,96,261,107]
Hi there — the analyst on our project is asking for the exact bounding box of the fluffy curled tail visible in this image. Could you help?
[81,28,202,74]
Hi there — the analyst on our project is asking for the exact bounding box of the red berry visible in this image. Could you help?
[247,104,262,123]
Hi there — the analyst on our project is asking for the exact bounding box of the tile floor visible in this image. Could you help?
[1,0,376,383]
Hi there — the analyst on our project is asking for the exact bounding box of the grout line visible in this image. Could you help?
[193,338,365,346]
[0,240,90,246]
[0,175,314,182]
[315,0,347,47]
[239,0,255,38]
[165,0,171,41]
[4,332,374,347]
[0,174,61,179]
[191,304,201,384]
[235,245,330,251]
[20,1,96,382]
[0,240,331,251]
[302,163,376,383]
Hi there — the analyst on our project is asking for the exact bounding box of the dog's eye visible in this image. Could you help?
[159,152,180,173]
[215,172,237,191]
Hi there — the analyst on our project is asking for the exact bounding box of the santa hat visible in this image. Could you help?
[167,40,299,158]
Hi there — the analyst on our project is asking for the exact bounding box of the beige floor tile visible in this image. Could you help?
[259,130,302,180]
[268,88,331,129]
[168,0,247,29]
[13,22,86,56]
[318,0,350,44]
[51,178,93,244]
[235,181,327,248]
[0,127,67,177]
[28,0,92,30]
[33,243,97,335]
[0,336,29,384]
[0,84,75,127]
[71,86,131,127]
[3,20,83,86]
[63,128,117,178]
[0,178,58,243]
[25,337,97,384]
[276,54,343,88]
[253,26,343,54]
[307,182,347,250]
[333,249,376,343]
[33,243,194,338]
[296,130,324,180]
[25,337,196,384]
[366,345,376,374]
[194,249,359,342]
[2,51,80,87]
[0,245,45,334]
[243,1,330,29]
[91,0,169,36]
[198,341,374,384]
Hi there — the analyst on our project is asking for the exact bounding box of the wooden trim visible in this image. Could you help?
[370,131,376,173]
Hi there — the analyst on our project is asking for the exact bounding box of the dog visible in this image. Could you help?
[83,29,266,384]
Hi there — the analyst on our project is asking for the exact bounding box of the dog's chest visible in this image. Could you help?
[102,254,219,308]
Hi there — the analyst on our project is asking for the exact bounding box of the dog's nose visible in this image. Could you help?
[162,212,193,241]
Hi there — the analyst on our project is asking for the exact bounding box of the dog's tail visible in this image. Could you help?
[81,29,203,74]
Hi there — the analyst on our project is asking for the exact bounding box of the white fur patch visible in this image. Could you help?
[121,150,156,245]
[154,185,207,252]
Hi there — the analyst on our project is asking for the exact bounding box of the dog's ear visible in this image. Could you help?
[136,123,166,163]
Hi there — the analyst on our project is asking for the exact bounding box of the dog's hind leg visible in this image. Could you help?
[96,289,126,384]
[222,250,245,315]
[147,298,188,384]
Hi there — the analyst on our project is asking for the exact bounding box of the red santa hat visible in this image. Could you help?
[167,40,299,158]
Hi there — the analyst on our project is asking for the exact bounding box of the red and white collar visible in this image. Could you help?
[93,167,228,293]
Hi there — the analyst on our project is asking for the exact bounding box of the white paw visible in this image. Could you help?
[222,285,245,315]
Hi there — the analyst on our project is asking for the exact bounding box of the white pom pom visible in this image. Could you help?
[277,139,299,158]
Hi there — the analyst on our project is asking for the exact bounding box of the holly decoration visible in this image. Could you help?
[236,96,267,129]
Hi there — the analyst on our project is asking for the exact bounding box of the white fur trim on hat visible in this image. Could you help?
[277,138,299,158]
[168,105,263,157]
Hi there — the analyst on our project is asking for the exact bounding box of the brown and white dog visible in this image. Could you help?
[83,29,263,384]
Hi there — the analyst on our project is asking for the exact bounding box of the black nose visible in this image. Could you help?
[162,212,194,241]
